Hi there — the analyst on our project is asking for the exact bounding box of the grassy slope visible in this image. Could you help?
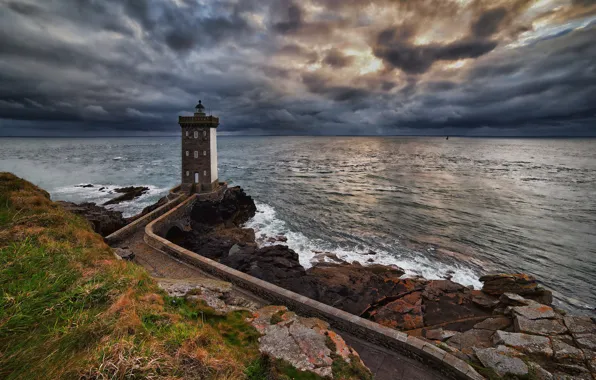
[0,172,367,380]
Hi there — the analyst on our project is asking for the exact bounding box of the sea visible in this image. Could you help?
[1,136,595,314]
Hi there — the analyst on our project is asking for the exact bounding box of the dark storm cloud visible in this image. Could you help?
[373,27,498,74]
[0,0,595,136]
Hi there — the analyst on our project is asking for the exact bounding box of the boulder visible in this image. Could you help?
[514,315,567,336]
[493,330,553,358]
[57,201,127,237]
[563,316,596,335]
[103,186,149,205]
[474,345,528,377]
[250,306,370,379]
[499,292,532,306]
[114,247,135,261]
[425,328,458,341]
[575,333,596,351]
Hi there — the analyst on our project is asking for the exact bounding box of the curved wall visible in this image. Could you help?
[144,194,484,380]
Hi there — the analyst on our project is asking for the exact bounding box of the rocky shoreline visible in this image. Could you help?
[67,185,596,379]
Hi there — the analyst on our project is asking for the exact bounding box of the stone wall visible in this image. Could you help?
[143,194,484,380]
[104,193,186,245]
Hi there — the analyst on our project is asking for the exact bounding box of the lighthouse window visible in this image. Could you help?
[186,171,189,177]
[203,170,207,176]
[185,131,188,137]
[203,150,206,156]
[185,150,189,157]
[194,151,198,158]
[203,130,206,137]
[194,131,198,138]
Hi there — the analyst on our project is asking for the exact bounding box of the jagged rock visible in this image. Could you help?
[512,304,556,320]
[190,186,256,227]
[103,186,149,206]
[114,247,135,261]
[474,345,528,377]
[250,306,370,378]
[474,317,512,331]
[425,328,458,341]
[493,330,553,358]
[367,291,424,330]
[500,292,532,306]
[447,329,495,354]
[228,244,242,256]
[514,315,567,336]
[312,252,347,264]
[575,333,596,350]
[529,363,554,380]
[552,337,585,363]
[57,201,127,237]
[76,184,94,188]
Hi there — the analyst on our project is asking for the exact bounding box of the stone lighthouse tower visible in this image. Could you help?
[178,100,219,193]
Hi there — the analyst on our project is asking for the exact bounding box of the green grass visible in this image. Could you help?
[0,172,370,380]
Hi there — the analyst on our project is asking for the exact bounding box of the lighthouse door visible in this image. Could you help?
[194,172,199,183]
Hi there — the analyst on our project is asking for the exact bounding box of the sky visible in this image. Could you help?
[0,0,595,136]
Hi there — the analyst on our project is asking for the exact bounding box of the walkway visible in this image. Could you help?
[114,228,450,380]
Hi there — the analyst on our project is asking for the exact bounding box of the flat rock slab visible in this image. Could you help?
[552,337,585,363]
[474,317,512,331]
[447,329,494,354]
[425,328,458,341]
[475,345,528,377]
[563,316,596,335]
[575,333,596,350]
[493,330,553,358]
[500,292,532,306]
[511,304,556,320]
[514,315,567,336]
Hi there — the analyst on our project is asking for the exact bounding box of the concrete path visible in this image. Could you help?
[115,228,450,380]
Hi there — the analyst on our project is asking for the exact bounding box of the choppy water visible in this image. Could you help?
[1,136,595,314]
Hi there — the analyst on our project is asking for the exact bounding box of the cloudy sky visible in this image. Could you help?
[0,0,595,136]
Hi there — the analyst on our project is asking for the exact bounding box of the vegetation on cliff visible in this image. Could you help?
[0,173,366,380]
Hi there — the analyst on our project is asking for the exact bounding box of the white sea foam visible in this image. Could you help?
[246,202,483,289]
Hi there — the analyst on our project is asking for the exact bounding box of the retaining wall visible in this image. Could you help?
[144,195,484,380]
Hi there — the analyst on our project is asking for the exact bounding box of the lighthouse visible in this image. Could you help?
[178,100,220,193]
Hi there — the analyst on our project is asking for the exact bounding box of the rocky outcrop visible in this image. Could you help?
[103,186,149,206]
[189,186,256,227]
[479,273,553,304]
[57,201,127,237]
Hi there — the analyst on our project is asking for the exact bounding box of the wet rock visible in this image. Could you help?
[425,328,458,341]
[474,345,528,377]
[512,304,556,320]
[114,247,135,261]
[103,186,149,206]
[228,243,242,256]
[250,306,370,379]
[514,315,567,336]
[474,317,512,331]
[447,329,495,354]
[493,330,553,358]
[312,251,346,264]
[76,184,94,188]
[552,336,585,363]
[57,201,127,237]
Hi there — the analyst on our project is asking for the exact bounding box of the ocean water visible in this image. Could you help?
[1,136,595,314]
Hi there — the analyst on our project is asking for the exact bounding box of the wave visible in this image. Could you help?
[245,202,483,289]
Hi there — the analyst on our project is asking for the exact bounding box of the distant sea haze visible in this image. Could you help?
[1,136,595,314]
